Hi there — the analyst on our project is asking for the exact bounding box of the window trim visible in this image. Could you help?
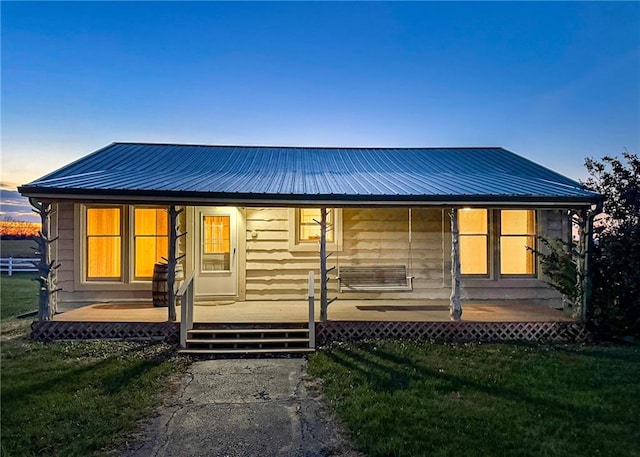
[131,206,170,281]
[80,204,170,284]
[498,209,537,278]
[458,208,490,277]
[288,208,343,252]
[459,208,537,279]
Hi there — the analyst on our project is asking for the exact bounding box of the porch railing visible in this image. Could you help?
[308,271,316,349]
[178,271,195,348]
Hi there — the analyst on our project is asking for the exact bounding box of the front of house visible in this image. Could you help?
[19,143,600,326]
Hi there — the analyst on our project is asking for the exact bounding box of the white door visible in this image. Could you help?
[195,208,238,297]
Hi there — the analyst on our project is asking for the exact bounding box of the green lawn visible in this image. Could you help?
[308,341,640,457]
[1,275,189,456]
[1,272,39,319]
[0,239,38,258]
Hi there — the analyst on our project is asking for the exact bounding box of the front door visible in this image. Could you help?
[195,208,238,297]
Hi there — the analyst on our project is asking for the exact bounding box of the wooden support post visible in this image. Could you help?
[308,271,316,349]
[574,209,587,321]
[166,206,182,322]
[319,207,328,321]
[29,199,60,321]
[449,208,462,321]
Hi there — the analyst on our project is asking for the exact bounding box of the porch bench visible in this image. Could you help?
[338,265,413,292]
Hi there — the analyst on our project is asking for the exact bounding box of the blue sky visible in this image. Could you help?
[1,1,639,221]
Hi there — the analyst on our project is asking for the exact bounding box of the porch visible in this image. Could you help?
[53,299,573,323]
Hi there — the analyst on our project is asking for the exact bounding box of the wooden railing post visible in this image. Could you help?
[178,271,195,348]
[308,270,315,349]
[8,257,13,277]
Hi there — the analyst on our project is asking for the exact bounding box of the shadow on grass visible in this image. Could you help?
[2,341,177,401]
[325,342,619,424]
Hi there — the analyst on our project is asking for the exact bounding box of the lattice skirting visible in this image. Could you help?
[315,321,590,344]
[31,321,180,343]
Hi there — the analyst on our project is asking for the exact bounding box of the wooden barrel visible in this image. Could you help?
[152,263,169,307]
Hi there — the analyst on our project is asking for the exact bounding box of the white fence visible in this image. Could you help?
[0,257,39,276]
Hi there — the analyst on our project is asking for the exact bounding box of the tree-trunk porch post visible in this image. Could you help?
[29,198,60,321]
[450,208,463,321]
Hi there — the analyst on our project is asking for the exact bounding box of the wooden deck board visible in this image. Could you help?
[54,299,573,323]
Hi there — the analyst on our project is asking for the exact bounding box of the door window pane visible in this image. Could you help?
[202,215,230,271]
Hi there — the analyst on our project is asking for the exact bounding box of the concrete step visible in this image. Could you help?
[186,338,310,345]
[178,347,315,355]
[188,328,309,335]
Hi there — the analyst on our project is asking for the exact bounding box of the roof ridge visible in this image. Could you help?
[111,142,505,151]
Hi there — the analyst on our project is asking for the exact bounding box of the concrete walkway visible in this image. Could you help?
[124,359,360,457]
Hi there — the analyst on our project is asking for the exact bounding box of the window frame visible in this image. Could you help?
[458,208,537,279]
[83,205,125,282]
[132,206,170,280]
[458,208,490,277]
[498,209,537,278]
[80,204,170,283]
[288,208,343,252]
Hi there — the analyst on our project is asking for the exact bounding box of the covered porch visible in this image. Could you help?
[53,299,573,323]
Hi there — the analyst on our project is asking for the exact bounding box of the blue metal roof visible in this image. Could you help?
[19,143,600,204]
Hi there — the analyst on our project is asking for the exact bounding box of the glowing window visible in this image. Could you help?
[134,208,169,278]
[298,209,334,243]
[458,209,488,275]
[86,208,122,279]
[202,215,230,271]
[500,210,536,275]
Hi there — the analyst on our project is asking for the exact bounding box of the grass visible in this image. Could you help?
[1,276,190,456]
[0,239,38,258]
[308,340,640,457]
[1,272,39,319]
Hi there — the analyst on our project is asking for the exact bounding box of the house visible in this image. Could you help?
[19,143,601,350]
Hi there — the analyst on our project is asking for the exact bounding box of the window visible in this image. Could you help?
[202,215,231,271]
[134,208,168,278]
[500,210,536,275]
[298,208,334,243]
[458,209,488,275]
[83,205,170,282]
[86,207,122,279]
[288,208,342,252]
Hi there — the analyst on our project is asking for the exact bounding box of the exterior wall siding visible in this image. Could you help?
[54,203,567,309]
[244,207,566,306]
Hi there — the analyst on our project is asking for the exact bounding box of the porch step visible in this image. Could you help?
[179,323,314,358]
[179,347,315,356]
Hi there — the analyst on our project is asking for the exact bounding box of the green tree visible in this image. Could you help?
[583,152,640,338]
[537,152,640,338]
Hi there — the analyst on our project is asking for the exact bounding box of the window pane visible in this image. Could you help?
[203,216,230,254]
[459,209,487,234]
[134,208,169,278]
[298,209,333,242]
[134,238,168,278]
[501,236,535,274]
[135,208,168,236]
[501,210,535,235]
[87,208,120,235]
[460,235,488,274]
[87,238,121,278]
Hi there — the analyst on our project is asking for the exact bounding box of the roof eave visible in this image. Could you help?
[18,186,603,208]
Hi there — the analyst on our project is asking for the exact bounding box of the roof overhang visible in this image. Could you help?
[18,186,603,209]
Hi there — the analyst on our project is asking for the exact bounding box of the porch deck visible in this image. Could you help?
[54,299,573,323]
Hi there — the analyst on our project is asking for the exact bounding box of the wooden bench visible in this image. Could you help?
[338,265,413,292]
